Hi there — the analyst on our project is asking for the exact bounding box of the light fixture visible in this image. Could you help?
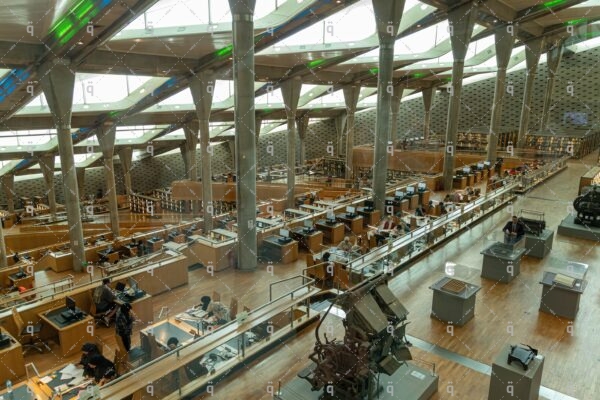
[77,41,84,45]
[168,38,174,42]
[139,88,145,93]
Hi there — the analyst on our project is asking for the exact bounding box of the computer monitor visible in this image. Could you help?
[484,161,491,167]
[128,277,139,292]
[463,167,470,174]
[418,182,426,190]
[364,200,374,209]
[303,220,314,228]
[395,190,404,198]
[346,206,356,215]
[406,187,415,194]
[326,210,335,220]
[17,266,26,278]
[279,229,290,238]
[66,296,76,312]
[477,163,484,170]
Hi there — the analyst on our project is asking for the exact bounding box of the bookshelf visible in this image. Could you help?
[153,189,192,214]
[129,193,161,214]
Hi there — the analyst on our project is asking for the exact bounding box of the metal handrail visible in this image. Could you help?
[268,274,312,302]
[345,182,518,273]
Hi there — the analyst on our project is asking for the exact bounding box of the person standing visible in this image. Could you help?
[115,303,134,352]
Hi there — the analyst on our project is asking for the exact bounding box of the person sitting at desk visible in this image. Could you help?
[197,295,212,311]
[415,205,426,217]
[93,278,118,325]
[503,216,525,243]
[338,236,353,252]
[137,240,144,257]
[391,219,410,237]
[205,302,230,325]
[167,337,180,351]
[87,354,117,386]
[12,252,20,263]
[439,202,448,215]
[78,343,101,377]
[379,215,395,231]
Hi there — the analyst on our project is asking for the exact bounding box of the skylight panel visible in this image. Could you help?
[255,88,283,105]
[158,88,193,106]
[209,0,232,24]
[322,0,376,44]
[255,0,279,19]
[213,81,235,103]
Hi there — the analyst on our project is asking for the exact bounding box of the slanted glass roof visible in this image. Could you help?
[0,129,55,148]
[118,0,282,35]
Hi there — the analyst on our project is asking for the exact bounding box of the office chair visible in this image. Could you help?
[114,334,146,374]
[11,307,51,354]
[88,294,113,327]
[229,297,239,320]
[212,291,221,302]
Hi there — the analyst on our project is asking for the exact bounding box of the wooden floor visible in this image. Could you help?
[10,153,599,399]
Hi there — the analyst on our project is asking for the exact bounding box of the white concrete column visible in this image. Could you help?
[40,60,85,271]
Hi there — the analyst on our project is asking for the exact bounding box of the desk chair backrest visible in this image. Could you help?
[142,333,163,360]
[11,306,25,334]
[306,254,315,268]
[212,291,221,302]
[229,297,238,320]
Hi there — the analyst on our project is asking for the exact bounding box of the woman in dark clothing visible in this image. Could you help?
[79,343,100,377]
[87,354,117,386]
[115,303,134,351]
[199,295,212,311]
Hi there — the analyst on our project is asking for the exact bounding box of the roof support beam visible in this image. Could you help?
[487,26,515,164]
[541,41,564,130]
[372,0,405,214]
[442,2,478,191]
[190,70,216,231]
[229,0,257,271]
[40,60,86,272]
[343,86,361,180]
[38,154,57,218]
[517,38,545,148]
[281,77,302,209]
[97,123,120,238]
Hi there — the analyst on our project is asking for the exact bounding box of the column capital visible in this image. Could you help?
[281,77,302,118]
[190,71,215,121]
[228,0,256,15]
[373,0,404,42]
[343,85,361,114]
[448,2,478,62]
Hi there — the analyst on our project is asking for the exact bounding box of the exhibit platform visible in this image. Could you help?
[276,362,438,400]
[557,214,600,241]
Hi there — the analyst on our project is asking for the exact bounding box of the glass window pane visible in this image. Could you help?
[210,0,232,24]
[158,88,193,105]
[276,22,324,47]
[145,0,210,29]
[255,0,278,20]
[255,88,283,105]
[213,81,234,103]
[323,1,376,44]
